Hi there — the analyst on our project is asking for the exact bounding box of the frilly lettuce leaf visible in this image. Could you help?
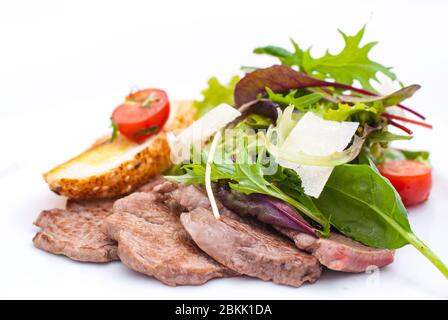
[254,26,397,92]
[194,75,240,118]
[323,102,378,122]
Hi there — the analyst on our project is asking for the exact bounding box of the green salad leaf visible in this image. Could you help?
[266,88,323,112]
[323,102,378,122]
[253,45,292,59]
[243,114,273,129]
[400,149,431,163]
[381,148,430,165]
[314,164,447,277]
[315,164,410,248]
[361,130,417,163]
[341,85,420,107]
[166,147,331,236]
[254,39,304,68]
[254,26,397,92]
[110,120,118,142]
[266,84,419,125]
[194,75,240,118]
[367,131,413,145]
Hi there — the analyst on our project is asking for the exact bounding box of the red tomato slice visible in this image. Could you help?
[378,160,432,207]
[112,89,170,143]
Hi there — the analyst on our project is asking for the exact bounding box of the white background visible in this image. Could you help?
[0,0,447,299]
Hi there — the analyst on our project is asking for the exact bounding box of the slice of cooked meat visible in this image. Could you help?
[169,183,393,273]
[66,198,116,211]
[277,228,394,272]
[166,184,242,220]
[168,184,215,212]
[180,207,321,287]
[138,176,184,213]
[162,183,322,286]
[105,192,236,286]
[33,208,119,262]
[138,175,178,194]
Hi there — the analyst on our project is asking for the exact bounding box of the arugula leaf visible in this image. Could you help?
[314,164,447,277]
[254,39,304,67]
[267,166,304,193]
[303,27,396,92]
[254,26,397,92]
[253,45,291,59]
[194,75,240,118]
[361,132,414,163]
[266,88,323,112]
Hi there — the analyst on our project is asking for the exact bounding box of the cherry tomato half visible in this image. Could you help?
[378,160,432,207]
[112,89,170,143]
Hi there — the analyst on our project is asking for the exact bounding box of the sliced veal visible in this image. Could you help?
[180,207,321,287]
[33,208,118,262]
[66,198,117,211]
[105,192,236,286]
[168,183,394,273]
[277,228,394,272]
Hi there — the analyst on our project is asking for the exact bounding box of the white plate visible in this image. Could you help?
[1,0,447,300]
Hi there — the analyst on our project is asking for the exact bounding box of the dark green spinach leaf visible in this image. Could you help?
[314,164,447,276]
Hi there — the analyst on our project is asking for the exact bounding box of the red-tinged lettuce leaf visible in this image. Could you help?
[234,65,321,107]
[340,85,421,108]
[226,99,279,128]
[227,99,279,128]
[234,65,376,107]
[237,99,279,122]
[216,185,317,237]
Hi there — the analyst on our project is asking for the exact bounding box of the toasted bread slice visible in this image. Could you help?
[44,100,195,200]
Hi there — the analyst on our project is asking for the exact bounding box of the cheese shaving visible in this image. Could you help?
[274,112,359,198]
[167,104,241,164]
[205,130,223,219]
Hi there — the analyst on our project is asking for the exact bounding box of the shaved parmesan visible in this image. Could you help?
[278,112,359,198]
[205,131,222,219]
[295,166,334,198]
[168,104,241,164]
[282,112,359,156]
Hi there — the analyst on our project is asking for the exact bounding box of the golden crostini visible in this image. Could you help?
[43,100,195,199]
